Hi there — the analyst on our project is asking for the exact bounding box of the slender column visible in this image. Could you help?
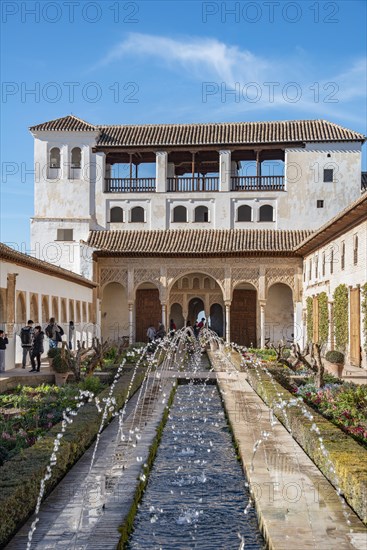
[191,152,196,178]
[225,301,231,343]
[129,153,133,179]
[161,303,167,329]
[328,300,334,351]
[256,149,262,177]
[219,150,231,192]
[156,151,168,192]
[294,301,303,345]
[259,300,266,348]
[128,302,134,344]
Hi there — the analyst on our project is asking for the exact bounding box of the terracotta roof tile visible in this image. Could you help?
[87,229,312,257]
[29,116,365,146]
[0,242,96,288]
[29,114,98,132]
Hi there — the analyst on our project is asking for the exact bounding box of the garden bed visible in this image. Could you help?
[245,366,367,524]
[0,367,146,547]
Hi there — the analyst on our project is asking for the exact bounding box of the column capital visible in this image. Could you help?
[259,300,267,308]
[224,300,232,307]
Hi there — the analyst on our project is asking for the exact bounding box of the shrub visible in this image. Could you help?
[47,348,59,358]
[51,350,69,373]
[79,376,103,394]
[104,347,118,361]
[333,284,349,352]
[325,350,345,364]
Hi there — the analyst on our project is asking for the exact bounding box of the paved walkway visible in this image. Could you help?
[210,351,367,550]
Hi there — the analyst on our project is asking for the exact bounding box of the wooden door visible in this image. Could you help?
[230,289,257,347]
[350,288,361,367]
[135,289,161,343]
[313,296,319,343]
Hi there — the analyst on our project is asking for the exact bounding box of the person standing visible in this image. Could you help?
[30,326,44,372]
[169,319,176,337]
[45,317,63,349]
[68,321,75,350]
[20,320,34,369]
[0,330,8,372]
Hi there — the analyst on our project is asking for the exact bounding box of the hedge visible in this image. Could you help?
[0,368,146,547]
[246,368,367,524]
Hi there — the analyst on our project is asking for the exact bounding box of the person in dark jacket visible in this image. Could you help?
[20,320,34,368]
[0,330,8,372]
[30,326,44,372]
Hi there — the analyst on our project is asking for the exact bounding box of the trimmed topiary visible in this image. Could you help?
[325,350,345,364]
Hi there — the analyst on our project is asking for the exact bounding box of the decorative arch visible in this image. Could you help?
[71,147,81,168]
[49,147,60,168]
[16,292,26,324]
[30,294,38,323]
[209,303,224,337]
[101,282,129,342]
[265,283,294,345]
[168,270,225,296]
[170,302,185,329]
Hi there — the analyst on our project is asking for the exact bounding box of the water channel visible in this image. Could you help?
[127,379,265,549]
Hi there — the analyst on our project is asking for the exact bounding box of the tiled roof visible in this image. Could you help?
[0,243,96,288]
[29,114,98,132]
[29,116,366,146]
[96,120,365,147]
[87,229,312,257]
[295,193,367,255]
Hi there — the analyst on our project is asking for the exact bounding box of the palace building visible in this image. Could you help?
[26,115,366,366]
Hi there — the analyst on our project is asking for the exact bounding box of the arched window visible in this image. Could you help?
[237,205,252,222]
[173,205,187,223]
[110,207,124,223]
[71,147,81,168]
[259,205,274,222]
[49,147,60,168]
[193,277,200,289]
[194,205,209,223]
[131,206,145,223]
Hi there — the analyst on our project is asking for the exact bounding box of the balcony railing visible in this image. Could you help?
[167,176,219,192]
[105,178,156,193]
[231,175,285,191]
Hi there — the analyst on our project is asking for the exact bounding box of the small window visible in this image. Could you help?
[353,235,358,265]
[237,205,252,222]
[317,200,324,208]
[57,229,73,241]
[71,147,81,168]
[49,147,60,168]
[341,241,345,270]
[173,205,187,223]
[194,205,209,223]
[322,252,326,277]
[315,256,318,278]
[131,206,145,223]
[330,249,334,274]
[323,169,333,182]
[110,207,124,223]
[308,259,312,281]
[259,205,274,222]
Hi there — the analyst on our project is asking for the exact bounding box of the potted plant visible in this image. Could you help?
[47,347,59,368]
[51,349,70,386]
[325,350,345,378]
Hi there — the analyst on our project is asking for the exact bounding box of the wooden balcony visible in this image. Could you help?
[231,175,285,191]
[105,178,156,193]
[167,176,219,192]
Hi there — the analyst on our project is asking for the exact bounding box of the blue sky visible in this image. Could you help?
[1,0,366,248]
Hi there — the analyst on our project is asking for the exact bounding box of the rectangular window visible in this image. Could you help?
[57,229,73,241]
[353,234,358,265]
[308,259,312,281]
[323,169,333,182]
[317,200,324,208]
[322,252,325,277]
[330,249,334,274]
[341,241,345,270]
[315,256,318,279]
